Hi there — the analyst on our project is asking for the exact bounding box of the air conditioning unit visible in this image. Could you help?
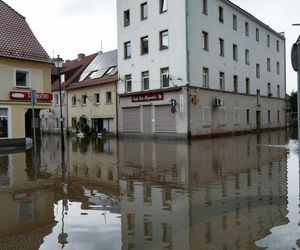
[214,97,224,107]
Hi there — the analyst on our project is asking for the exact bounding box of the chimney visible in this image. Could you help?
[65,59,70,63]
[78,53,85,60]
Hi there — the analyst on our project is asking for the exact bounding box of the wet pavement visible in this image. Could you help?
[0,130,299,250]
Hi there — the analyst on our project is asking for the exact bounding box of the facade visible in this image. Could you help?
[40,53,97,133]
[117,0,286,138]
[67,50,118,134]
[0,0,52,146]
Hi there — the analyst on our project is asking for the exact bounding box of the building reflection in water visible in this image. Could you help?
[0,130,293,249]
[118,131,289,250]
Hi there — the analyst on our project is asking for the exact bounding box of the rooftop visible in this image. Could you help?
[0,0,52,63]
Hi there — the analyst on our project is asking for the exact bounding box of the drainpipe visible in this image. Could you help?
[185,0,191,139]
[115,81,119,137]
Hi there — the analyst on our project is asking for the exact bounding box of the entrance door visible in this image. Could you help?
[256,110,261,131]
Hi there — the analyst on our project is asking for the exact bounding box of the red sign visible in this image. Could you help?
[10,91,53,102]
[132,92,164,102]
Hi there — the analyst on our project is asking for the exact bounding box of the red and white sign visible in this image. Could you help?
[10,91,53,102]
[132,92,164,102]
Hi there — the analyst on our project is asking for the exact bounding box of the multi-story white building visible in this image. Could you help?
[117,0,286,138]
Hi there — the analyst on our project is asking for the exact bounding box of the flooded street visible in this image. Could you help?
[0,130,299,250]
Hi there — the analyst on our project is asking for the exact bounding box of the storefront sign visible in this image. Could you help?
[132,92,164,102]
[10,91,53,102]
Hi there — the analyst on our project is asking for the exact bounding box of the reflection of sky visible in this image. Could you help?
[256,140,300,249]
[40,201,121,250]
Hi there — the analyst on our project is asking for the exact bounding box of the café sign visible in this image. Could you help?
[132,92,164,102]
[10,91,53,102]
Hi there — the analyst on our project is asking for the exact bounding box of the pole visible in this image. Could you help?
[58,69,65,152]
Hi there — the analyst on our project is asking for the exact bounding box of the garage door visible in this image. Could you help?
[155,105,176,132]
[143,106,152,133]
[123,107,140,132]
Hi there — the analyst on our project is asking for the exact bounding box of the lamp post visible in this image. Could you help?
[53,55,65,152]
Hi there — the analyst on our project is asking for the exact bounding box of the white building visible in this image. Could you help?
[117,0,286,138]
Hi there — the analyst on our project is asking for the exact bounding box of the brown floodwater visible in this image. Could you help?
[0,130,299,250]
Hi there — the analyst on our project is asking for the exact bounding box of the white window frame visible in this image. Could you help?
[72,96,77,107]
[161,67,170,88]
[202,67,209,88]
[94,93,100,105]
[14,68,31,88]
[0,106,12,138]
[125,74,132,92]
[142,71,150,90]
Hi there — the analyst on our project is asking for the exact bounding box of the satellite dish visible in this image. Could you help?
[291,43,298,72]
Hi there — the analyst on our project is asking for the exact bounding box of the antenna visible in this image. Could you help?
[101,40,103,53]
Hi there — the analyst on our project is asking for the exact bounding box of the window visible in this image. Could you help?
[142,71,149,90]
[124,41,131,59]
[246,78,250,94]
[246,109,250,123]
[245,49,249,65]
[268,110,271,123]
[277,85,280,98]
[277,110,280,123]
[267,35,270,47]
[82,95,87,106]
[161,67,170,88]
[256,64,260,78]
[267,58,271,72]
[277,62,280,74]
[15,70,30,88]
[233,44,238,61]
[106,66,115,75]
[72,96,77,106]
[60,74,65,83]
[106,92,112,103]
[267,82,272,96]
[233,75,238,93]
[71,117,77,128]
[219,38,224,56]
[257,90,261,106]
[202,0,208,15]
[160,0,167,13]
[141,2,148,20]
[219,72,225,90]
[124,10,130,26]
[233,15,237,30]
[54,94,59,105]
[245,22,249,36]
[160,30,169,50]
[276,40,279,52]
[202,67,209,88]
[256,28,260,42]
[125,74,132,92]
[202,31,209,51]
[219,6,224,23]
[94,93,100,104]
[56,118,59,129]
[0,108,8,138]
[141,36,149,55]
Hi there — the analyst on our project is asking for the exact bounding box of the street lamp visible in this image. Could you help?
[53,55,65,152]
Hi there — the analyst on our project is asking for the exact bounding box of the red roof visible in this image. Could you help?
[51,53,98,91]
[0,0,51,63]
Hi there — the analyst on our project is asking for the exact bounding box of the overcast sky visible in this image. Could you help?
[4,0,300,93]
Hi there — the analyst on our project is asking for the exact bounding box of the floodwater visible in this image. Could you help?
[0,130,299,250]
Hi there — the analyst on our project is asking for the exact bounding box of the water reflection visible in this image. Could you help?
[0,130,298,249]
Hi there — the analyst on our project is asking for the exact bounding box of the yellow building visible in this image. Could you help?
[67,50,118,134]
[0,0,52,146]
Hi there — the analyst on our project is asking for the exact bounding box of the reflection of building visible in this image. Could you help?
[0,152,56,249]
[117,0,286,138]
[39,135,119,190]
[118,131,288,249]
[0,0,52,146]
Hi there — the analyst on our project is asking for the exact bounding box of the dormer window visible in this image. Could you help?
[106,67,115,75]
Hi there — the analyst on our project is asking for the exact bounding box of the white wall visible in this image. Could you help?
[187,0,285,98]
[117,0,188,94]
